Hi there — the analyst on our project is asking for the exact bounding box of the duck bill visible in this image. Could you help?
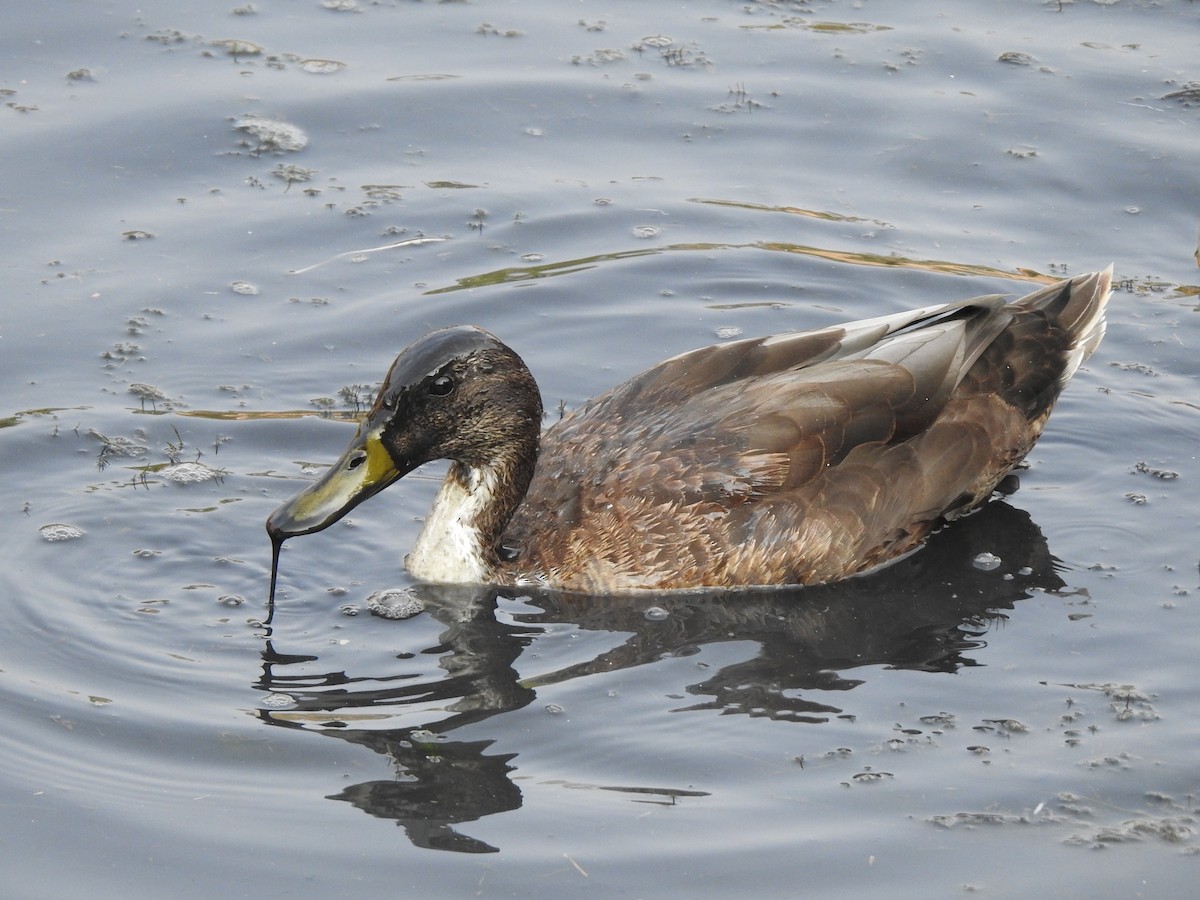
[266,426,401,541]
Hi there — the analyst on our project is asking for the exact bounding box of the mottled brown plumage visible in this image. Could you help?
[266,268,1111,594]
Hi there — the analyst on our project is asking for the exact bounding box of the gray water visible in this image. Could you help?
[2,1,1198,896]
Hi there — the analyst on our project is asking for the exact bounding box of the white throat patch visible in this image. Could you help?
[405,465,497,583]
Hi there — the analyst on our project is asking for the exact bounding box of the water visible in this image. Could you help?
[3,1,1198,896]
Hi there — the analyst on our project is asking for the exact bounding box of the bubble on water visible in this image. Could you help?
[997,51,1036,67]
[218,595,246,607]
[260,693,296,709]
[162,462,222,484]
[972,552,1001,571]
[274,164,316,185]
[339,604,360,617]
[298,58,347,74]
[132,548,161,559]
[545,703,565,715]
[366,588,424,620]
[128,383,169,404]
[234,116,309,153]
[644,606,670,621]
[87,430,147,457]
[213,39,264,57]
[230,280,259,295]
[715,326,742,339]
[39,523,85,542]
[632,225,661,239]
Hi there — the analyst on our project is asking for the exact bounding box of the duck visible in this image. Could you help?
[267,267,1112,595]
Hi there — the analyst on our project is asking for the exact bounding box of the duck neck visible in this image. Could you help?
[405,448,535,584]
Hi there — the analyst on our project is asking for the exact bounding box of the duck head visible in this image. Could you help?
[266,325,543,545]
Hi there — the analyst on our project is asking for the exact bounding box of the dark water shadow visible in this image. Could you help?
[253,498,1065,854]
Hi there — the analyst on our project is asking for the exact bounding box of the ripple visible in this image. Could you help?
[1049,520,1161,578]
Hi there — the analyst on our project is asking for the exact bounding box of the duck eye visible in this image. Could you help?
[429,374,455,397]
[347,451,367,470]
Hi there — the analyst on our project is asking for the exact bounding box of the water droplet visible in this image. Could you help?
[39,523,85,542]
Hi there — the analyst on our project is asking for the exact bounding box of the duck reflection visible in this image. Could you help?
[255,498,1064,853]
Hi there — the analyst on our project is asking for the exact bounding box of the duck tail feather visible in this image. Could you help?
[1013,266,1113,384]
[1015,266,1112,354]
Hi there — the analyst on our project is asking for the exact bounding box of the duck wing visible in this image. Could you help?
[606,294,1010,411]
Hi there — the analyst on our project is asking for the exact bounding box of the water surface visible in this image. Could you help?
[2,1,1198,896]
